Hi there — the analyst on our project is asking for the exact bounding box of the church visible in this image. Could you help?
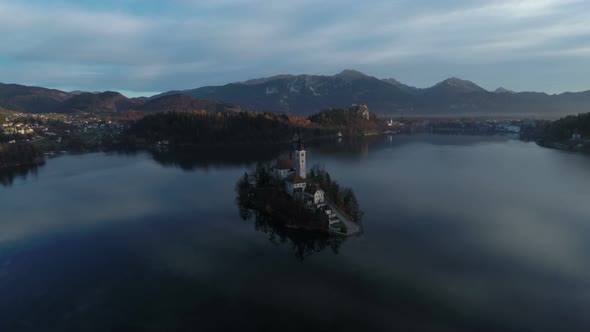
[271,137,307,196]
[285,138,307,196]
[271,136,326,207]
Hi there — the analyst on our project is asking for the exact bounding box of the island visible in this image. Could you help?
[235,137,362,236]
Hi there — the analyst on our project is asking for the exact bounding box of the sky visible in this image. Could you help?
[1,0,589,97]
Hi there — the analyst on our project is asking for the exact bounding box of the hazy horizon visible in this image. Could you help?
[1,0,590,96]
[4,67,590,100]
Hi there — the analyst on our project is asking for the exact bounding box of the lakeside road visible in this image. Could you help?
[325,197,362,236]
[28,137,46,144]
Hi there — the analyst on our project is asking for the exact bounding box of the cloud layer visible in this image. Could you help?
[0,0,589,95]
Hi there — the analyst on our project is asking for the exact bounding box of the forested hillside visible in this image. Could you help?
[125,111,331,146]
[308,105,385,135]
[544,113,590,140]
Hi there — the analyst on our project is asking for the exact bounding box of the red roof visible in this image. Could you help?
[293,175,306,184]
[274,158,295,170]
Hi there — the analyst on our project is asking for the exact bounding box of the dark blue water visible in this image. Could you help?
[1,135,590,331]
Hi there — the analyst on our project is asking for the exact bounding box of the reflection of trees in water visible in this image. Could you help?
[0,164,41,187]
[147,138,391,171]
[309,136,386,158]
[312,134,521,158]
[149,145,288,171]
[236,193,345,261]
[114,137,391,172]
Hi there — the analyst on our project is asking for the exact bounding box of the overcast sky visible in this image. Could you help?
[1,0,589,97]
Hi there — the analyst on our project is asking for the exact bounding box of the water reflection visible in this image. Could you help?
[148,145,287,171]
[0,135,523,188]
[310,135,517,158]
[240,207,345,260]
[236,181,345,261]
[0,136,411,185]
[1,135,590,331]
[146,137,387,170]
[0,163,42,187]
[307,136,382,158]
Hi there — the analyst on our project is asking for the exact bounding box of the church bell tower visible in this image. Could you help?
[295,138,306,179]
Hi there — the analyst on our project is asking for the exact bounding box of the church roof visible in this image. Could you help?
[293,175,306,184]
[273,158,295,170]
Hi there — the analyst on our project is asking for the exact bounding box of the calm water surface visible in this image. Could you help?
[1,135,590,332]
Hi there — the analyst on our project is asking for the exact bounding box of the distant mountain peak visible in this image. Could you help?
[431,77,487,93]
[235,70,372,86]
[335,69,370,79]
[441,77,474,86]
[494,87,515,94]
[70,90,102,95]
[381,77,403,85]
[242,74,297,85]
[9,70,577,117]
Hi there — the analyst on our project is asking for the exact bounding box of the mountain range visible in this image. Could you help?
[0,83,240,114]
[153,70,590,117]
[2,70,590,117]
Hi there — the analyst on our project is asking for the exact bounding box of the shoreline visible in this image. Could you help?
[0,160,45,171]
[536,140,590,155]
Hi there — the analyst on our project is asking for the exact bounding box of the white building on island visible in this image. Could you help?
[313,189,325,205]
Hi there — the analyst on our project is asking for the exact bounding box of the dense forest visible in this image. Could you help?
[126,106,387,148]
[308,165,363,223]
[125,111,333,147]
[235,166,328,232]
[543,112,590,141]
[236,162,363,233]
[307,107,384,136]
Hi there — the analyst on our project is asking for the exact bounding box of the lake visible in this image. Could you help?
[1,135,590,332]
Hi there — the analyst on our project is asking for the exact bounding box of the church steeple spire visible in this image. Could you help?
[297,137,304,151]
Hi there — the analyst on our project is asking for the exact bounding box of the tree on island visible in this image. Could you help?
[235,177,345,261]
[308,164,363,223]
[236,163,329,232]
